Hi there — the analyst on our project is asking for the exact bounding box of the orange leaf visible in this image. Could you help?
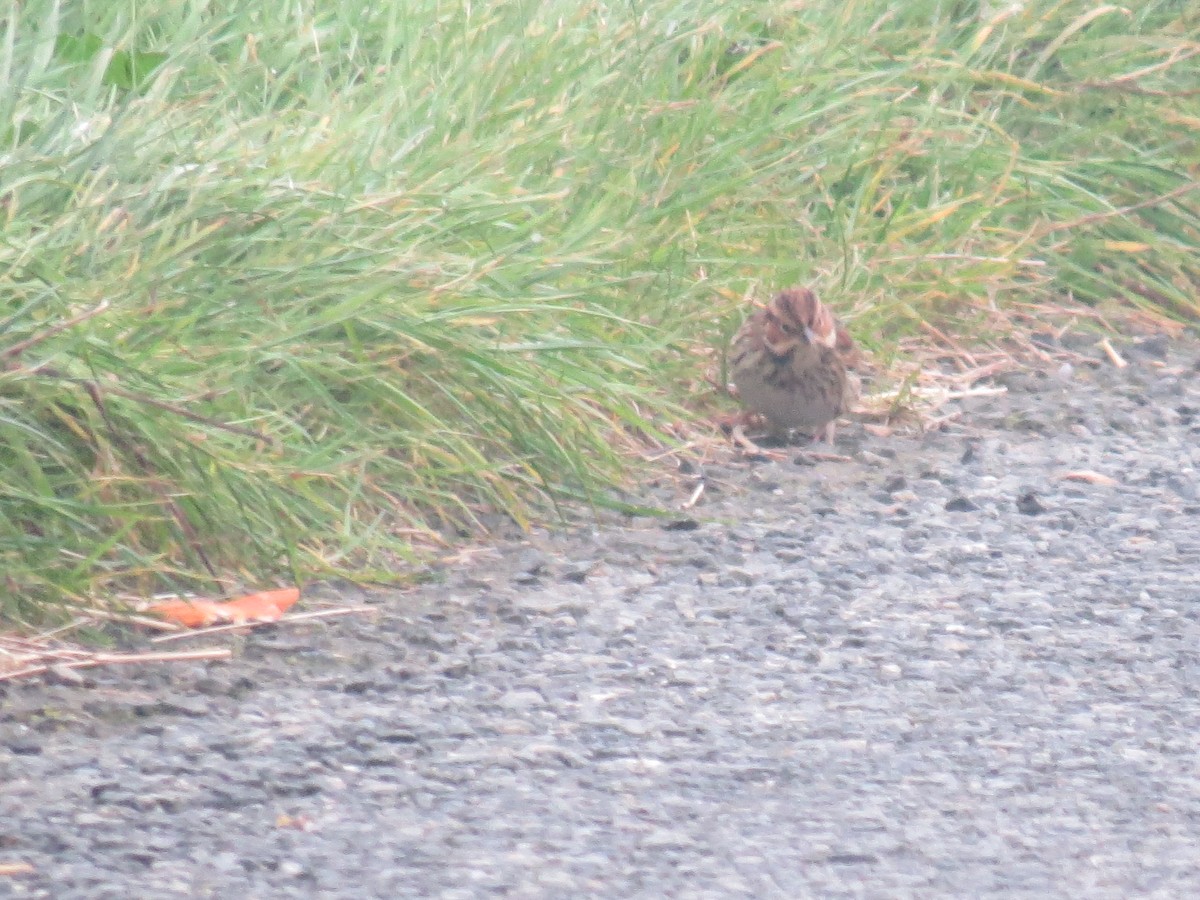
[147,587,300,628]
[145,599,230,627]
[225,587,300,622]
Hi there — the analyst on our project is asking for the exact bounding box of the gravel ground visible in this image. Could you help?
[3,332,1200,898]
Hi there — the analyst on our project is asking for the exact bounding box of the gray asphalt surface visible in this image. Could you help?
[3,333,1200,898]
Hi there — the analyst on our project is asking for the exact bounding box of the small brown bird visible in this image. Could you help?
[730,287,859,447]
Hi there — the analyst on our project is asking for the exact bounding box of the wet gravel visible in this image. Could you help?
[4,335,1200,898]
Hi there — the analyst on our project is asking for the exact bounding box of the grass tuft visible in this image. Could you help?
[2,0,1197,620]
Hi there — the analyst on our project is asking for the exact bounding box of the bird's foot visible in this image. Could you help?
[730,423,789,461]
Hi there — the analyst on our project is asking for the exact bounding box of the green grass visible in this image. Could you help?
[2,0,1197,620]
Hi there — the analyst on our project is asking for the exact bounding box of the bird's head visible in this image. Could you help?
[770,287,838,348]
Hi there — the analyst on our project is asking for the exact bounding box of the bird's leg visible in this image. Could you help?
[793,419,852,463]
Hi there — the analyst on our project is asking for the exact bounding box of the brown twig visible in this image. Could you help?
[1079,47,1200,95]
[0,647,231,683]
[1,300,110,362]
[923,410,965,431]
[1045,344,1104,367]
[796,450,854,463]
[920,321,978,367]
[644,441,702,463]
[944,360,1013,387]
[1098,338,1128,369]
[25,366,276,445]
[1034,180,1200,237]
[77,607,184,632]
[149,605,377,644]
[887,252,1046,267]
